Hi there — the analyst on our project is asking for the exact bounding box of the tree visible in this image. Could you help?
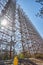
[35,0,43,18]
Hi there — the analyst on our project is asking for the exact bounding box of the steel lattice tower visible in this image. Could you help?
[0,0,43,58]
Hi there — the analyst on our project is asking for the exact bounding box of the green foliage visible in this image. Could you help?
[18,52,31,59]
[2,54,10,60]
[1,52,10,60]
[18,53,24,59]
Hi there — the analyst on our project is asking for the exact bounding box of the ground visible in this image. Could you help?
[29,58,43,65]
[0,58,43,65]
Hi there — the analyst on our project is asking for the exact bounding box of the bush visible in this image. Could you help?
[2,52,10,60]
[18,52,31,59]
[24,53,31,58]
[34,53,43,59]
[18,53,24,59]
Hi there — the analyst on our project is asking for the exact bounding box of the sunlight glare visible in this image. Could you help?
[1,19,8,26]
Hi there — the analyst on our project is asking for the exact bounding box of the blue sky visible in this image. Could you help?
[17,0,43,38]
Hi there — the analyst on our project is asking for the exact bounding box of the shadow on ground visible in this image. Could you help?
[19,59,38,65]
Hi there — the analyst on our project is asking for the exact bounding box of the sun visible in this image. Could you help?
[1,19,8,26]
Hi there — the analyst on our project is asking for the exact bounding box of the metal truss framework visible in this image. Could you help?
[0,0,43,58]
